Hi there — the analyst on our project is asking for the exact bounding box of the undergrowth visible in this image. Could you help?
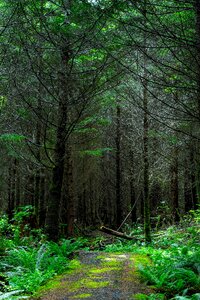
[0,206,88,299]
[0,206,199,300]
[104,208,200,300]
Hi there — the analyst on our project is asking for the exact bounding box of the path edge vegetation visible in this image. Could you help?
[0,205,199,299]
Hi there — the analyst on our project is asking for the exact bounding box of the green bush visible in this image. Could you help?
[0,238,87,293]
[0,207,88,298]
[0,215,9,236]
[139,246,200,298]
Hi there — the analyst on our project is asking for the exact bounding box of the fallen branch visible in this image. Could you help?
[99,226,135,240]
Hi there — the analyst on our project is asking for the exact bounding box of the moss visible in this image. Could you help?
[132,293,148,299]
[88,276,104,280]
[96,255,106,260]
[89,267,120,274]
[72,293,92,299]
[95,254,123,269]
[101,259,122,268]
[33,253,153,299]
[34,259,83,296]
[130,254,151,267]
[68,259,83,270]
[35,277,63,295]
[132,293,165,300]
[85,280,109,289]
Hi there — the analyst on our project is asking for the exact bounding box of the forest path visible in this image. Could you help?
[33,251,154,300]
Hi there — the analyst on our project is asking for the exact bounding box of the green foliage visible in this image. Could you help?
[0,238,14,256]
[80,148,112,157]
[189,207,200,224]
[0,207,88,298]
[0,133,26,158]
[0,290,25,300]
[12,206,33,224]
[138,228,200,298]
[134,293,165,300]
[0,238,87,295]
[103,210,200,299]
[172,295,200,300]
[0,215,9,235]
[139,255,200,293]
[0,134,26,143]
[0,96,7,109]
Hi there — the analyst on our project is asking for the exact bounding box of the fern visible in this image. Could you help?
[35,244,47,270]
[0,290,23,299]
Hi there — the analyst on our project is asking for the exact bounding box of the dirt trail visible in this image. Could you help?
[33,251,153,300]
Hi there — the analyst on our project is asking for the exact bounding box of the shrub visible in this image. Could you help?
[0,237,87,294]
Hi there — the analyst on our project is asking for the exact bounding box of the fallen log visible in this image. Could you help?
[99,226,135,240]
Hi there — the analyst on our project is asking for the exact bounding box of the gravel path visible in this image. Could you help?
[33,251,153,300]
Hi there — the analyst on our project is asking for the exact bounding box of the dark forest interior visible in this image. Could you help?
[0,1,200,299]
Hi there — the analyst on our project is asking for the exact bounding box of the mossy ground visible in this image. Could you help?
[32,252,155,300]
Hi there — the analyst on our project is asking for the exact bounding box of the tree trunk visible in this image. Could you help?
[170,146,179,222]
[7,163,15,218]
[194,0,200,206]
[45,52,69,240]
[195,0,200,119]
[24,165,35,206]
[116,104,122,228]
[15,159,21,207]
[142,0,151,243]
[39,169,46,227]
[45,99,67,240]
[34,0,44,225]
[190,146,198,209]
[100,226,135,240]
[61,145,75,237]
[129,151,137,223]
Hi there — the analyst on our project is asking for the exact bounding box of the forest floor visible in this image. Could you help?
[31,251,154,300]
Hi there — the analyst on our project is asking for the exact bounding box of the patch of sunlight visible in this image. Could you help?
[101,259,121,268]
[96,255,105,259]
[83,279,109,289]
[104,257,117,261]
[89,267,120,274]
[132,294,165,300]
[68,259,83,269]
[88,275,103,280]
[72,293,93,299]
[110,254,128,259]
[69,279,109,292]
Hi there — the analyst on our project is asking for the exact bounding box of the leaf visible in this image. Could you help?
[0,96,7,109]
[0,290,23,300]
[0,134,26,143]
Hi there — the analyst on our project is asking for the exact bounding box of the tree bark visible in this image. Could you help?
[194,0,200,206]
[170,146,179,222]
[195,0,200,119]
[45,51,69,240]
[100,226,135,240]
[7,163,15,218]
[116,104,122,227]
[61,144,75,237]
[45,97,67,240]
[142,0,151,243]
